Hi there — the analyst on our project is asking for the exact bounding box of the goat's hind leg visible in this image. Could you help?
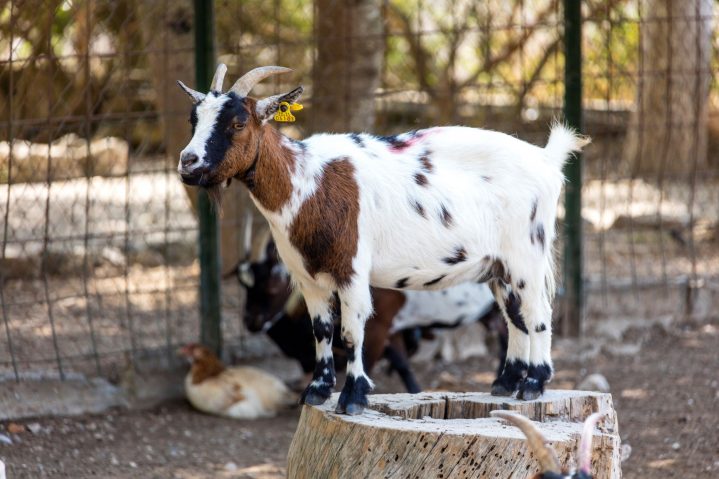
[490,281,530,397]
[490,273,553,400]
[299,287,336,406]
[521,293,553,400]
[335,281,374,415]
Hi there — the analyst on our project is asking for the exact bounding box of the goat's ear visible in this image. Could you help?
[255,86,304,122]
[177,80,206,104]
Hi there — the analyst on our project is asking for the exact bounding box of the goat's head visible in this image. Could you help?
[490,410,605,479]
[176,64,303,193]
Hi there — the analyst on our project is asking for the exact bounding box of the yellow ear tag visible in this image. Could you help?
[273,101,303,122]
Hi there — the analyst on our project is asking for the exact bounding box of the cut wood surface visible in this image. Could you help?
[287,391,622,479]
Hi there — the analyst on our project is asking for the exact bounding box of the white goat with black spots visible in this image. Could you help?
[177,64,590,415]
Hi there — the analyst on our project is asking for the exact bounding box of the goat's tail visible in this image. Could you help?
[543,120,591,170]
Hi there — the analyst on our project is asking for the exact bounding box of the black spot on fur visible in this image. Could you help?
[424,275,446,287]
[395,277,410,288]
[204,93,250,168]
[440,204,453,227]
[536,224,545,249]
[411,200,426,218]
[443,246,467,265]
[189,105,198,134]
[527,362,552,383]
[478,256,510,284]
[530,199,538,221]
[530,223,546,250]
[419,151,433,173]
[344,345,356,363]
[313,356,335,384]
[535,323,547,333]
[292,138,308,152]
[414,172,428,186]
[482,175,491,182]
[517,279,526,289]
[504,291,528,334]
[300,355,335,405]
[312,315,333,343]
[377,131,416,150]
[349,133,364,148]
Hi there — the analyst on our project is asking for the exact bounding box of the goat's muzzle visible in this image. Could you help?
[179,172,203,186]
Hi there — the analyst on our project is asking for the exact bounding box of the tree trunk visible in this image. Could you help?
[623,0,713,176]
[312,0,384,133]
[287,391,622,479]
[138,2,248,273]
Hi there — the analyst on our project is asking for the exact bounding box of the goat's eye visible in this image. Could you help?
[231,122,244,131]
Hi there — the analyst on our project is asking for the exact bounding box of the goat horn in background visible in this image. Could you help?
[491,410,562,474]
[230,66,292,97]
[578,412,605,475]
[211,63,227,92]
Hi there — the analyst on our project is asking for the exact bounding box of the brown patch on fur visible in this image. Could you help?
[229,383,246,403]
[250,126,296,211]
[185,345,226,384]
[363,288,406,372]
[289,158,359,288]
[419,156,433,173]
[212,99,295,212]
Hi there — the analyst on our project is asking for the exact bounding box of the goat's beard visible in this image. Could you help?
[205,183,225,217]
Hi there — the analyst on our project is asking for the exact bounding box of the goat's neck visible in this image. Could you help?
[240,125,296,212]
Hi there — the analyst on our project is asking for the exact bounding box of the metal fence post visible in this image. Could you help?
[194,0,222,354]
[562,0,583,337]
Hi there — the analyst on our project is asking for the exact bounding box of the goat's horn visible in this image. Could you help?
[177,80,205,103]
[578,412,605,475]
[491,410,562,474]
[211,63,228,92]
[242,208,253,260]
[230,66,293,97]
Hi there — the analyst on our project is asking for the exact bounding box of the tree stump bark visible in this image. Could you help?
[287,390,621,479]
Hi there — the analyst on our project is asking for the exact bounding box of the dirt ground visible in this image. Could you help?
[1,319,718,479]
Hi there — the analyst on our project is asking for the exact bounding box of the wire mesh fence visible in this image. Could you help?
[1,0,717,384]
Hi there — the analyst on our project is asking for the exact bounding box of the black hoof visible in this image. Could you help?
[491,359,528,397]
[300,382,333,406]
[517,378,543,401]
[490,381,515,397]
[345,403,366,415]
[335,375,371,415]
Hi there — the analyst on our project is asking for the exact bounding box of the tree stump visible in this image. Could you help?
[287,390,621,479]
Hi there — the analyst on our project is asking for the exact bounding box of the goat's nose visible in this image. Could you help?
[180,152,199,169]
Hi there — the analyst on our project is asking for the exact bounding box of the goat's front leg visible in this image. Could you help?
[299,287,336,406]
[335,282,374,415]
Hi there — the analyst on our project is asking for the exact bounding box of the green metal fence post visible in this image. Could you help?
[194,0,222,354]
[563,0,583,337]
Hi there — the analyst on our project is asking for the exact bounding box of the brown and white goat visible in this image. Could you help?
[177,64,589,415]
[491,410,605,479]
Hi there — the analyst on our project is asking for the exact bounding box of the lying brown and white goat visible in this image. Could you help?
[177,64,589,415]
[491,410,605,479]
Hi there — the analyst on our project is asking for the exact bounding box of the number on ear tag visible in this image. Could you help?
[273,101,303,122]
